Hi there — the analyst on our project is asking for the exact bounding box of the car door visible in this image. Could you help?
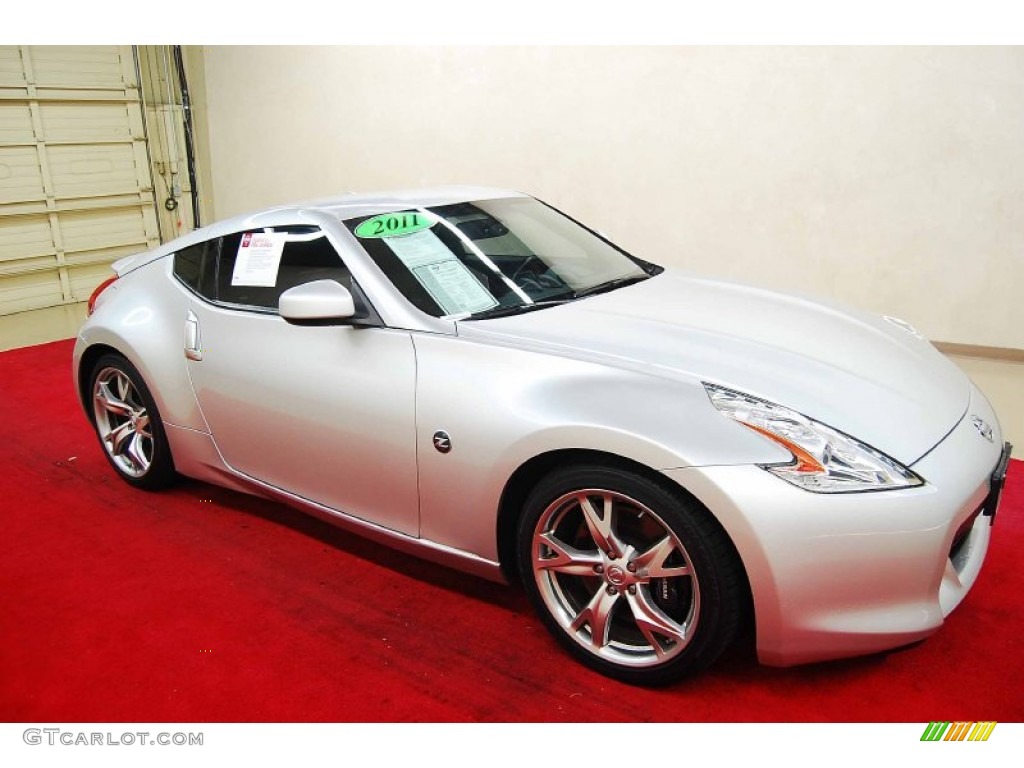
[177,225,419,537]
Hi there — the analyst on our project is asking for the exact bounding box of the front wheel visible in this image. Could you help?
[517,464,744,686]
[89,353,176,490]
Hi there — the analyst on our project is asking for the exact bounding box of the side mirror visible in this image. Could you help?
[279,280,356,324]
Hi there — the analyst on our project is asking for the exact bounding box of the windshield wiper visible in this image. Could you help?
[465,299,572,320]
[567,273,651,300]
[464,274,652,320]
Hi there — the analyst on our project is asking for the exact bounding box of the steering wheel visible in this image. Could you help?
[510,254,542,283]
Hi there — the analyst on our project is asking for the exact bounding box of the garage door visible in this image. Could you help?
[0,45,160,316]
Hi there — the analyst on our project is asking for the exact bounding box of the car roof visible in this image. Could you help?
[293,185,526,220]
[114,185,527,274]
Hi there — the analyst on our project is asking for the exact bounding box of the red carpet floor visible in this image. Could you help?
[1,339,1021,722]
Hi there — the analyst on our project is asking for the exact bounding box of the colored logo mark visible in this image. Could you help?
[920,722,997,741]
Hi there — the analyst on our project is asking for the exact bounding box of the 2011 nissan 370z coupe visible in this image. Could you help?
[73,186,1012,685]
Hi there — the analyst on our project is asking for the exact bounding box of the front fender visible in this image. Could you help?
[412,333,788,561]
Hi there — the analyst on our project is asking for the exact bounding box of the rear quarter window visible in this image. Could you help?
[172,239,219,300]
[173,242,205,292]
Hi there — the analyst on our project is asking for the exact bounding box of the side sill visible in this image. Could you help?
[229,467,508,585]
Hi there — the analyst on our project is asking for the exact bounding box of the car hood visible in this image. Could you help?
[455,270,969,465]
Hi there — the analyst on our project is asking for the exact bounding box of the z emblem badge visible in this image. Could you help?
[433,430,452,453]
[971,416,994,443]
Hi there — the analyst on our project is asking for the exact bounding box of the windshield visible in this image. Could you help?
[344,197,659,319]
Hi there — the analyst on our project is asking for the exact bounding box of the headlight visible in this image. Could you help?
[703,382,924,493]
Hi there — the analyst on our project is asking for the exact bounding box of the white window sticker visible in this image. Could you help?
[384,229,497,315]
[384,229,454,269]
[231,231,287,287]
[412,261,497,316]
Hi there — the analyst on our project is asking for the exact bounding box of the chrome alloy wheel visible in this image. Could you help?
[92,366,153,478]
[531,488,700,668]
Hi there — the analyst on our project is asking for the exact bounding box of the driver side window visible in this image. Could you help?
[174,226,352,313]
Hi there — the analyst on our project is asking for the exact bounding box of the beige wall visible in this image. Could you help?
[201,46,1024,350]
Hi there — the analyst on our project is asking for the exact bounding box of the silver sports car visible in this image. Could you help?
[74,187,1011,685]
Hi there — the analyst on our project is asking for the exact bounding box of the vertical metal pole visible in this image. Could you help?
[173,45,202,229]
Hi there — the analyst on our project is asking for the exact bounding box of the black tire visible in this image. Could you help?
[517,463,744,686]
[88,353,177,490]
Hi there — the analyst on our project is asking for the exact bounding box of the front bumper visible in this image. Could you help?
[664,382,1008,667]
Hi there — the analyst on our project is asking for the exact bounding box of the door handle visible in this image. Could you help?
[185,310,203,361]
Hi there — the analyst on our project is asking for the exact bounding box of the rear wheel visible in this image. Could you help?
[517,464,744,686]
[89,353,176,490]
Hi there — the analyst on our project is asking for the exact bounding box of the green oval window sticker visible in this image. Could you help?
[355,211,435,239]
